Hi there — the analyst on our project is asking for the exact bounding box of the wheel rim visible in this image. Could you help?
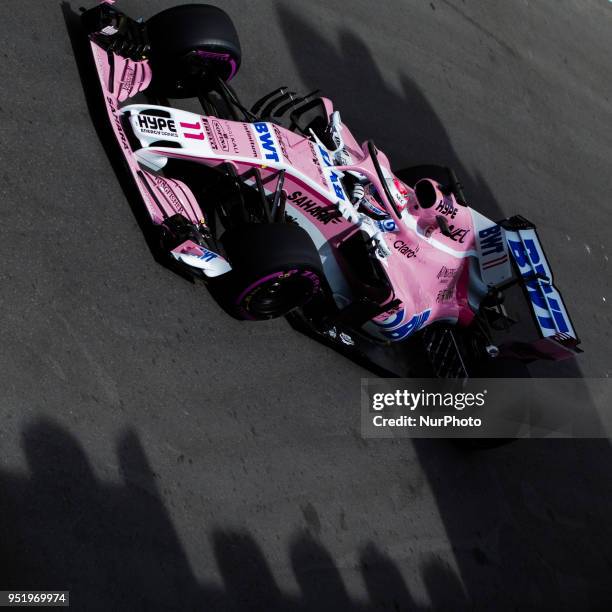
[240,271,318,319]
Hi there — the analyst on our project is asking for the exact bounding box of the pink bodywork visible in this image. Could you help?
[90,41,487,341]
[91,42,207,227]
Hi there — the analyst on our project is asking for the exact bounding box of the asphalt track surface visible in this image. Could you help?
[1,0,612,610]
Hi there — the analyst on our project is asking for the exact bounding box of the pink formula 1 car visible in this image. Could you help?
[80,1,581,377]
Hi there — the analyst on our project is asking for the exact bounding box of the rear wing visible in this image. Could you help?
[501,216,582,360]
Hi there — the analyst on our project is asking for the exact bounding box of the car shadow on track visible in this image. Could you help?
[1,420,470,611]
[275,5,612,610]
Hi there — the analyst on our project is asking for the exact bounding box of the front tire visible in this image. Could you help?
[220,223,324,321]
[147,4,241,98]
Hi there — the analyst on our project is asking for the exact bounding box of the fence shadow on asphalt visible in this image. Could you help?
[1,419,470,611]
[275,5,612,609]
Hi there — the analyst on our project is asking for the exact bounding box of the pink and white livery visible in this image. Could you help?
[80,1,581,377]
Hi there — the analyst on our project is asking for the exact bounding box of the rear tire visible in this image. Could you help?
[147,4,241,98]
[220,223,324,321]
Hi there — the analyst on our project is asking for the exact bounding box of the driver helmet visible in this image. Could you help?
[359,184,388,219]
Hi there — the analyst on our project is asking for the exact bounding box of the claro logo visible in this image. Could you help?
[394,240,419,259]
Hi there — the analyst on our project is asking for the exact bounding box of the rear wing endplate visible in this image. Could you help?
[502,216,582,359]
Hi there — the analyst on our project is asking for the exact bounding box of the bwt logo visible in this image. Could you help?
[478,225,504,256]
[198,248,218,263]
[318,145,333,167]
[318,145,345,201]
[507,237,571,335]
[376,308,431,341]
[254,122,280,163]
[137,114,177,133]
